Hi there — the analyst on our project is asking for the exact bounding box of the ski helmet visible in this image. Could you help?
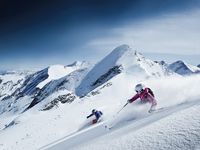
[92,109,96,113]
[135,84,144,92]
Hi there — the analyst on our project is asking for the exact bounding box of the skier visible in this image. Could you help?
[87,109,103,124]
[127,84,157,113]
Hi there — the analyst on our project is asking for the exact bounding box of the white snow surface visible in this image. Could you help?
[71,102,200,150]
[37,65,74,89]
[37,61,90,90]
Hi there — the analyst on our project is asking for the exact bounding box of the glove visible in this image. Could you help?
[127,99,132,103]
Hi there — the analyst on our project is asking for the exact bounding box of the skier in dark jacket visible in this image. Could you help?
[87,109,103,124]
[127,83,157,113]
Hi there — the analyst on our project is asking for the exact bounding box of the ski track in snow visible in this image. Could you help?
[41,99,200,150]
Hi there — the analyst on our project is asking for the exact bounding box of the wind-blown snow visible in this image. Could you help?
[72,103,200,150]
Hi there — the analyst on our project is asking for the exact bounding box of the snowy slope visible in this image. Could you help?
[38,73,200,150]
[70,101,200,150]
[36,65,70,89]
[169,60,200,75]
[37,62,88,89]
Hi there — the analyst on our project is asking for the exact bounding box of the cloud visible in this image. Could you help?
[87,9,200,55]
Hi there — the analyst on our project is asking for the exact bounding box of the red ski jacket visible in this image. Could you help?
[129,88,157,107]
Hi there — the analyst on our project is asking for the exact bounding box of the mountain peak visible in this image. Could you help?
[113,44,130,51]
[169,60,200,75]
[76,44,173,96]
[75,44,135,96]
[106,44,132,61]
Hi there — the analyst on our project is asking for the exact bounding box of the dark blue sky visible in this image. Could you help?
[0,0,200,70]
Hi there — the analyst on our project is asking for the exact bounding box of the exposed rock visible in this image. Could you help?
[42,93,76,111]
[92,65,122,87]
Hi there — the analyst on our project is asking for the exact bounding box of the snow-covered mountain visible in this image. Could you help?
[168,60,200,75]
[0,45,177,115]
[0,45,200,150]
[1,45,199,114]
[0,61,90,114]
[0,71,30,101]
[0,45,199,115]
[27,62,90,110]
[76,45,174,97]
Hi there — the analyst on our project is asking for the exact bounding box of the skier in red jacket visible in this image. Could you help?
[127,84,157,113]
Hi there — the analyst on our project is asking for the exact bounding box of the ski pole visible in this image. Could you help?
[117,102,128,114]
[105,102,129,129]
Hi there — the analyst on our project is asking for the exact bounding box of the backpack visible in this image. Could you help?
[99,111,103,115]
[147,88,154,97]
